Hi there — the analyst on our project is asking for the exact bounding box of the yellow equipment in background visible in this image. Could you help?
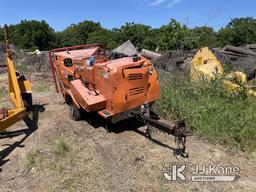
[0,25,33,131]
[190,47,256,97]
[190,47,224,82]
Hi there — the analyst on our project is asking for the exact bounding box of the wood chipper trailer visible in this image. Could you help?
[49,44,192,156]
[0,25,34,131]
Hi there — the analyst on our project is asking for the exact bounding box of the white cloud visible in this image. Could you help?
[149,0,182,7]
[167,0,182,7]
[150,0,166,6]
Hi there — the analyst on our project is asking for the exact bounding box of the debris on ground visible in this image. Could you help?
[214,45,256,75]
[0,44,50,74]
[154,45,256,76]
[154,49,196,74]
[112,40,137,56]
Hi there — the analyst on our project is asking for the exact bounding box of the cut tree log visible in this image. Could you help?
[216,50,247,57]
[224,45,256,57]
[246,44,256,50]
[141,49,161,60]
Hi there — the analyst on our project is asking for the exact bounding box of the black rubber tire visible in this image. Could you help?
[70,104,82,121]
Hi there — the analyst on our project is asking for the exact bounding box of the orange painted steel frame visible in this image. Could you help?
[49,44,103,93]
[49,45,160,123]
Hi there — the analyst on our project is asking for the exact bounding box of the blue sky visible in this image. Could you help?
[0,0,255,31]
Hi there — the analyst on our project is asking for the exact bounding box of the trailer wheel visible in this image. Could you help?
[70,104,82,121]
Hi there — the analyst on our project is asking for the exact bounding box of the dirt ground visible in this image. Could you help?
[0,78,256,192]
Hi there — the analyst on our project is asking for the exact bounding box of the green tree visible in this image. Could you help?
[9,20,56,50]
[57,20,102,47]
[87,29,119,49]
[192,26,219,48]
[218,17,256,46]
[157,19,196,50]
[56,24,80,46]
[115,23,158,50]
[4,17,256,51]
[0,27,3,42]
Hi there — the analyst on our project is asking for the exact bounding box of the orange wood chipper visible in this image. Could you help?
[49,44,192,156]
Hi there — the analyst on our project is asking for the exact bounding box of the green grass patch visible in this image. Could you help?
[33,83,50,92]
[0,87,8,99]
[25,150,41,169]
[55,139,70,155]
[155,70,256,152]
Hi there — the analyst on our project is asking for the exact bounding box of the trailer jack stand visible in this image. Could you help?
[140,114,192,158]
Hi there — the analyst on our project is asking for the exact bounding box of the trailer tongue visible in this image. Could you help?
[139,114,192,157]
